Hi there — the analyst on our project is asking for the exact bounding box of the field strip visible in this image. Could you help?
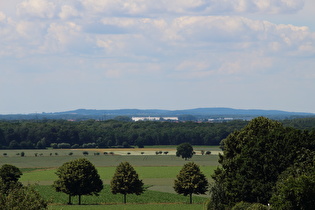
[71,148,221,156]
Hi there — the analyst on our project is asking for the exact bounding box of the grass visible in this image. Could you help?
[48,203,205,210]
[2,153,219,168]
[20,165,217,181]
[1,147,218,209]
[35,185,208,205]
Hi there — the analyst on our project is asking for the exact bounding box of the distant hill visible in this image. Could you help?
[0,108,314,121]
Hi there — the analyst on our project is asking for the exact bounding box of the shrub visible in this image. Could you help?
[57,143,71,149]
[83,151,89,156]
[20,152,25,157]
[50,143,58,149]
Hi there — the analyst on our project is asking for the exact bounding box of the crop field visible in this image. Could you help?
[0,147,220,209]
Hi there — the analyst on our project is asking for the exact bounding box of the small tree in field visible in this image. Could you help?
[110,162,144,203]
[174,162,208,204]
[53,158,103,205]
[176,143,194,160]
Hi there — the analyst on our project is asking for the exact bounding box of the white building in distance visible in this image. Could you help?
[132,117,179,121]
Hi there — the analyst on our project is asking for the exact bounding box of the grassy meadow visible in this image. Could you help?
[0,147,220,209]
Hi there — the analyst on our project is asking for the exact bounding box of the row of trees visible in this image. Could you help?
[53,158,209,205]
[0,119,247,149]
[206,117,315,209]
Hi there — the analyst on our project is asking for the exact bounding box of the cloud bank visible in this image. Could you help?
[0,0,314,113]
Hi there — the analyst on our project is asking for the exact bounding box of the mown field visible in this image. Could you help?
[0,147,220,209]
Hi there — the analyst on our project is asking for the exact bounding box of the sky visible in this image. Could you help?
[0,0,315,114]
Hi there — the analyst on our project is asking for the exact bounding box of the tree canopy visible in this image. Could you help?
[53,158,103,205]
[0,164,47,209]
[0,164,22,183]
[270,149,315,209]
[176,142,194,160]
[209,117,315,208]
[0,119,247,149]
[174,162,208,204]
[0,186,48,210]
[110,162,144,203]
[0,164,23,195]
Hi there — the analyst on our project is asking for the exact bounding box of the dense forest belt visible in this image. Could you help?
[0,118,315,150]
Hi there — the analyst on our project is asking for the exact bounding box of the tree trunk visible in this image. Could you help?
[79,195,81,205]
[124,194,127,204]
[189,193,192,204]
[68,195,72,205]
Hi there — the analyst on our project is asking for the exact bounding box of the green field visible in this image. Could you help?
[0,148,219,209]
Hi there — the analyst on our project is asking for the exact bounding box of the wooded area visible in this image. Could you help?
[0,117,315,149]
[0,120,248,149]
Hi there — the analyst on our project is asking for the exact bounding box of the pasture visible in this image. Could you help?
[0,147,220,209]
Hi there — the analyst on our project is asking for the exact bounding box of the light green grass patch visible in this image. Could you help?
[48,203,204,210]
[21,166,217,183]
[36,185,208,205]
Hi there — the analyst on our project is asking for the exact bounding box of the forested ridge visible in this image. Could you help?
[0,118,315,149]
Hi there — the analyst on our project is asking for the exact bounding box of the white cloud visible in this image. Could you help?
[59,5,80,20]
[0,12,6,22]
[17,0,56,19]
[0,0,314,114]
[80,0,305,16]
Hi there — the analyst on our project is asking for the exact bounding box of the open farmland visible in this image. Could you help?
[0,147,220,209]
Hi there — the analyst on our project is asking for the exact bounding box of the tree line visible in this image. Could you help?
[0,119,248,149]
[1,117,315,150]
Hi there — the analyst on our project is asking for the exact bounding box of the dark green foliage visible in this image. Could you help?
[0,186,48,210]
[110,162,144,203]
[174,162,208,204]
[270,149,315,210]
[232,202,268,210]
[176,143,194,160]
[0,164,22,183]
[0,164,23,196]
[210,117,314,207]
[53,158,103,205]
[0,164,47,209]
[0,119,249,149]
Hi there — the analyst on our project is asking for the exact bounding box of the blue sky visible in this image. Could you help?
[0,0,314,114]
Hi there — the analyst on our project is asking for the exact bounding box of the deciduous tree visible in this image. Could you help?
[270,149,315,209]
[174,162,208,204]
[53,158,103,205]
[110,162,144,203]
[0,164,23,195]
[210,117,311,208]
[0,186,48,210]
[176,142,194,160]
